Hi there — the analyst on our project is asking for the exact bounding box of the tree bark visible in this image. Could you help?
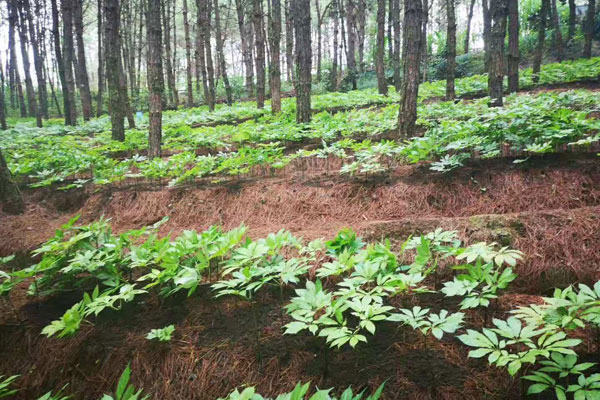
[376,0,388,95]
[196,0,211,106]
[392,0,401,91]
[97,0,105,116]
[147,0,163,159]
[388,0,394,61]
[253,0,266,108]
[445,0,456,100]
[398,0,422,137]
[203,0,216,108]
[214,0,234,105]
[568,0,576,42]
[346,0,357,89]
[104,0,127,141]
[482,0,491,71]
[23,0,49,119]
[357,0,366,73]
[293,0,311,123]
[62,0,78,125]
[14,0,42,127]
[235,0,255,96]
[50,0,71,123]
[270,0,282,112]
[162,0,178,107]
[183,0,194,107]
[73,0,93,121]
[507,0,519,93]
[285,0,294,83]
[421,0,429,81]
[0,149,24,215]
[464,0,475,54]
[488,0,508,107]
[0,55,6,130]
[584,0,596,58]
[550,0,564,61]
[330,0,340,91]
[533,0,549,83]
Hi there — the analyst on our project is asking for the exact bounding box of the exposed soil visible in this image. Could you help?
[1,154,600,399]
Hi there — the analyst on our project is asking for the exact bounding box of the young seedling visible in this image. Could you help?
[146,325,175,342]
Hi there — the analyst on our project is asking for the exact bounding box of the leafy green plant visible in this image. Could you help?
[218,381,385,400]
[146,325,175,342]
[0,375,19,398]
[100,364,149,400]
[388,306,464,341]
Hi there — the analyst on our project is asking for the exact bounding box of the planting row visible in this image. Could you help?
[2,218,600,398]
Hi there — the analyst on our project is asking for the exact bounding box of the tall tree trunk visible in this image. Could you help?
[482,0,491,72]
[550,0,564,61]
[97,0,105,116]
[568,0,576,42]
[62,0,78,125]
[357,0,366,73]
[23,0,48,119]
[346,0,357,89]
[331,0,340,91]
[533,0,549,83]
[0,149,24,215]
[270,0,282,112]
[507,0,519,93]
[14,0,42,127]
[445,0,456,100]
[73,0,93,121]
[315,0,323,81]
[147,0,163,159]
[0,55,6,130]
[464,0,475,54]
[293,0,311,123]
[488,0,508,107]
[398,0,422,137]
[105,0,126,141]
[253,0,266,108]
[285,0,294,83]
[162,0,177,107]
[50,0,71,123]
[392,0,401,91]
[214,0,233,105]
[183,0,194,107]
[235,0,255,97]
[584,0,596,58]
[376,0,388,95]
[196,0,211,106]
[421,0,429,81]
[388,0,394,60]
[204,0,216,108]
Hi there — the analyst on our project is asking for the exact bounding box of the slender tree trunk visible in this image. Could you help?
[421,0,429,81]
[392,0,401,91]
[388,0,394,60]
[135,1,145,107]
[315,0,323,81]
[147,0,163,159]
[214,0,233,105]
[464,0,475,54]
[488,0,508,107]
[376,0,388,95]
[357,0,366,73]
[204,0,216,108]
[105,0,126,141]
[162,0,177,107]
[73,0,93,121]
[507,0,519,93]
[445,0,456,100]
[331,0,340,91]
[62,0,78,125]
[285,0,294,83]
[550,0,564,61]
[50,0,70,123]
[183,0,194,106]
[235,0,255,96]
[23,0,48,119]
[253,0,266,108]
[293,0,311,123]
[14,0,42,127]
[482,0,491,72]
[533,0,549,83]
[0,150,24,215]
[45,60,62,116]
[0,55,6,130]
[346,0,357,89]
[568,0,576,42]
[196,0,211,106]
[584,0,596,58]
[398,0,423,137]
[97,0,105,116]
[269,0,282,112]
